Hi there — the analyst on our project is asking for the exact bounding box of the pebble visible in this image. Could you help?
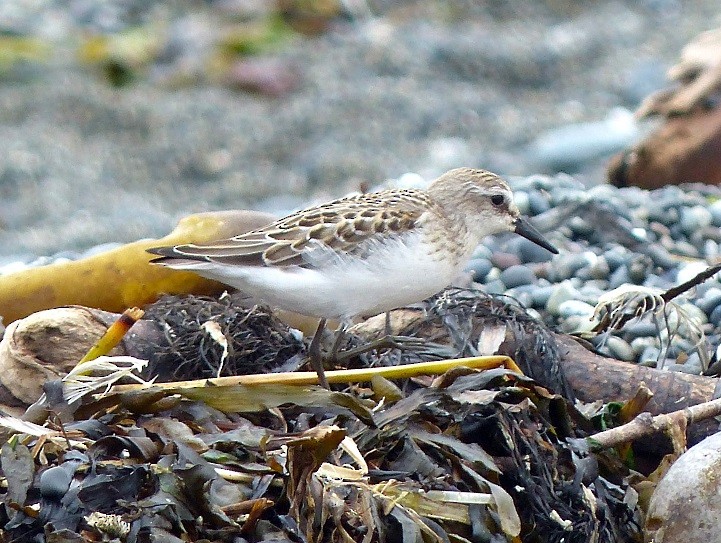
[623,321,659,340]
[466,258,493,282]
[709,199,721,227]
[601,336,635,362]
[500,265,537,288]
[517,237,555,264]
[528,191,551,215]
[677,261,710,285]
[711,305,721,327]
[630,336,658,356]
[639,346,661,363]
[560,315,596,334]
[679,206,713,236]
[683,352,704,373]
[584,256,611,280]
[514,190,530,215]
[545,281,582,316]
[552,252,597,282]
[490,252,522,270]
[484,279,506,295]
[558,300,595,319]
[530,285,555,308]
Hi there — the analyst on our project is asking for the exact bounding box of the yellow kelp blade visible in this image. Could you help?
[0,210,274,324]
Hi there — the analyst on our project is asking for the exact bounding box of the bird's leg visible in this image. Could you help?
[308,318,329,389]
[329,322,348,361]
[384,311,392,336]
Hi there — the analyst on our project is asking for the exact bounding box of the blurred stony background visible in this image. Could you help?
[0,0,719,261]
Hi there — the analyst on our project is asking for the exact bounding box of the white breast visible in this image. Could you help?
[173,231,462,320]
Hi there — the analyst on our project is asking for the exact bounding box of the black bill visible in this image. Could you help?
[514,217,559,254]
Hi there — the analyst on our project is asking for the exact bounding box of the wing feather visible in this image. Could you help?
[149,189,435,269]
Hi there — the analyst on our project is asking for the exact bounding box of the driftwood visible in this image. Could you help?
[554,334,718,445]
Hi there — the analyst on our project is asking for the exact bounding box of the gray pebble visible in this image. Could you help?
[585,256,611,280]
[639,345,661,363]
[466,258,493,282]
[710,305,721,326]
[683,352,704,373]
[679,205,712,236]
[528,191,551,215]
[567,216,594,237]
[703,239,719,260]
[602,336,635,362]
[628,259,648,283]
[603,247,628,271]
[648,205,678,225]
[558,299,595,319]
[514,190,530,215]
[623,321,659,339]
[500,264,537,288]
[530,285,555,308]
[665,362,702,375]
[709,199,721,227]
[559,315,596,334]
[552,252,595,282]
[673,240,701,258]
[545,281,582,315]
[484,279,506,295]
[517,237,555,264]
[630,336,659,356]
[472,245,493,259]
[608,265,631,289]
[646,245,677,268]
[510,290,534,308]
[677,261,710,285]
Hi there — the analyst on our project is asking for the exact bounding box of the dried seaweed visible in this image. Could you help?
[142,294,306,381]
[364,287,574,400]
[0,288,643,542]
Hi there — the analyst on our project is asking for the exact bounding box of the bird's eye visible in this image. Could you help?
[490,194,505,206]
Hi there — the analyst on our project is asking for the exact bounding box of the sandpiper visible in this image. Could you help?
[149,167,558,386]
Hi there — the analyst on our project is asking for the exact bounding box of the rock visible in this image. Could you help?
[500,265,537,288]
[646,432,721,543]
[517,237,555,264]
[558,300,595,319]
[680,352,703,374]
[40,465,72,501]
[710,304,721,327]
[527,191,551,215]
[552,251,597,282]
[513,190,530,215]
[677,260,711,285]
[545,281,581,316]
[629,336,658,356]
[530,285,555,308]
[639,345,661,363]
[490,252,521,270]
[484,279,506,295]
[710,199,721,227]
[466,258,493,282]
[623,321,659,340]
[559,315,596,334]
[679,205,713,235]
[599,336,635,362]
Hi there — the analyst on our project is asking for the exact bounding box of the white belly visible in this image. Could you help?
[174,233,462,320]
